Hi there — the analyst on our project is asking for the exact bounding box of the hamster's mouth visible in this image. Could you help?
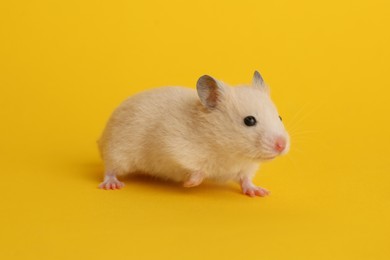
[253,154,277,161]
[261,155,276,161]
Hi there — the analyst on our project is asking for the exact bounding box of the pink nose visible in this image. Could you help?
[274,137,286,153]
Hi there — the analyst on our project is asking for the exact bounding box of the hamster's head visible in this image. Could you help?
[196,71,290,161]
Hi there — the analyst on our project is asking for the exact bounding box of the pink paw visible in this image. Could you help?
[98,177,124,190]
[183,172,204,188]
[242,186,269,197]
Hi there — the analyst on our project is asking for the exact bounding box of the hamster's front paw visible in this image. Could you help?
[242,185,269,197]
[99,175,125,190]
[240,176,269,197]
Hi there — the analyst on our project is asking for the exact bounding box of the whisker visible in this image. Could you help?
[286,101,313,129]
[289,146,305,154]
[291,137,331,150]
[289,130,321,136]
[286,101,326,134]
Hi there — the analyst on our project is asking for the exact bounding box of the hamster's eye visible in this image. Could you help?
[279,115,282,121]
[244,116,257,127]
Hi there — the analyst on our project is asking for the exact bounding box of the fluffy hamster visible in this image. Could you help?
[98,71,290,197]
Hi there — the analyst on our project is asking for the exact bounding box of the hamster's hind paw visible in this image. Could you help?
[183,171,204,188]
[98,176,125,190]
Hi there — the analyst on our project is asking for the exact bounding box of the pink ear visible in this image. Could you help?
[252,70,270,94]
[196,75,224,109]
[253,71,264,86]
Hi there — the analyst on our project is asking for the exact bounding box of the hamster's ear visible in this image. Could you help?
[197,75,225,109]
[252,70,270,94]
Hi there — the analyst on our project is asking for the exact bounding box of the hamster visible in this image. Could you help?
[98,71,290,197]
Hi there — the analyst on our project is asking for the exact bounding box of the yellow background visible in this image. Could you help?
[1,0,389,259]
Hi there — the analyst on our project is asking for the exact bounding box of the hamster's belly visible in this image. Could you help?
[199,154,258,182]
[133,150,190,182]
[205,163,242,182]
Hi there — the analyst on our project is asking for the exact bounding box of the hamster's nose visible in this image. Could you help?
[274,137,286,153]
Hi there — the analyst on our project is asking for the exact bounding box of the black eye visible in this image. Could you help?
[244,116,257,127]
[279,115,282,121]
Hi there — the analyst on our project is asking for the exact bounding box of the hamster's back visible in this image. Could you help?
[98,87,198,176]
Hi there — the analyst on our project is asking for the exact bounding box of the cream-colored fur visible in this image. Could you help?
[98,72,289,195]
